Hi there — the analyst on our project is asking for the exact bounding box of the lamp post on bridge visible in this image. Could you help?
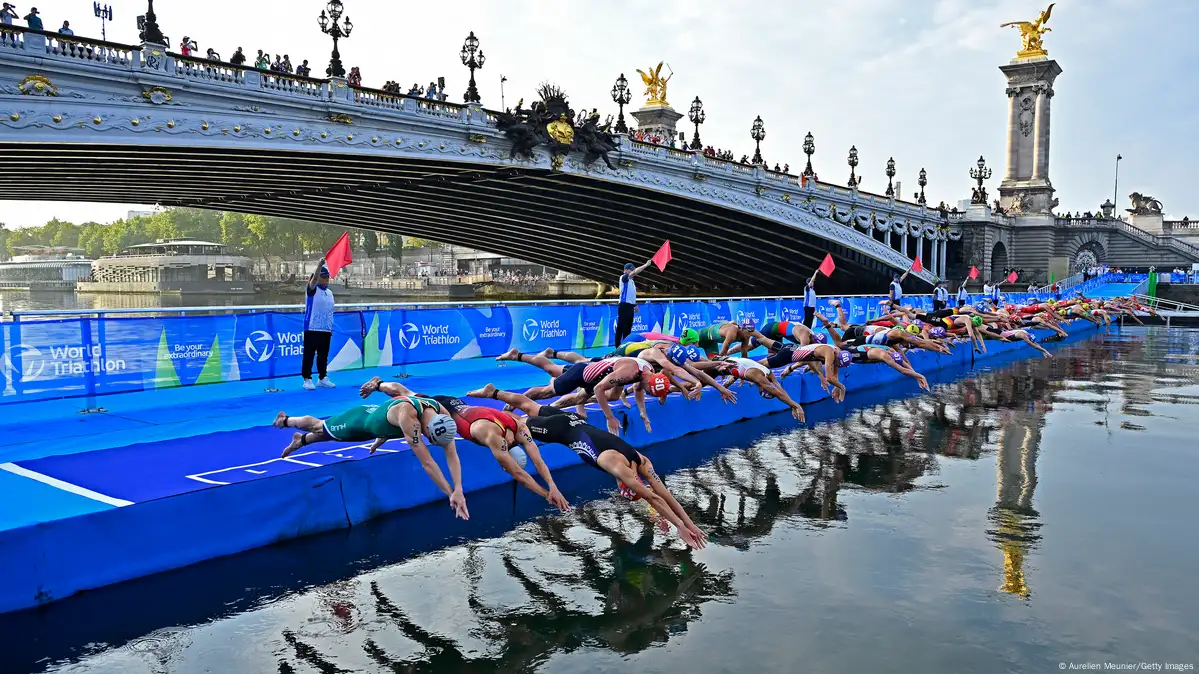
[885,157,896,198]
[138,0,164,45]
[970,155,993,205]
[687,96,705,150]
[802,131,815,180]
[847,146,861,188]
[750,115,765,165]
[460,31,485,104]
[917,167,928,206]
[317,0,353,79]
[611,74,631,134]
[94,3,113,42]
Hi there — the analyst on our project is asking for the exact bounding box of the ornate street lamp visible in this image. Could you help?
[885,157,896,198]
[138,0,165,45]
[610,74,631,134]
[802,131,816,179]
[917,167,928,205]
[460,31,485,104]
[970,155,993,205]
[688,96,706,150]
[847,146,861,188]
[750,115,765,165]
[317,0,353,79]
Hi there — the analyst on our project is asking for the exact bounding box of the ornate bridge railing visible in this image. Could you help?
[1054,217,1199,260]
[0,25,956,280]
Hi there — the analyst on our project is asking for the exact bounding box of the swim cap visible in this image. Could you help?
[813,332,828,344]
[685,345,703,361]
[739,318,756,331]
[667,344,689,366]
[619,476,650,500]
[425,414,457,447]
[509,445,529,469]
[929,326,947,339]
[759,388,776,400]
[971,316,983,327]
[1028,333,1039,343]
[836,350,852,368]
[890,350,905,364]
[680,327,699,346]
[906,324,921,335]
[1005,304,1017,313]
[647,373,671,399]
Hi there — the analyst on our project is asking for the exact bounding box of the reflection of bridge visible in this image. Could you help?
[0,25,955,293]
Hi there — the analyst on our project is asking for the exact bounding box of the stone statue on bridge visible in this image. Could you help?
[1127,192,1164,215]
[636,62,672,107]
[494,83,618,169]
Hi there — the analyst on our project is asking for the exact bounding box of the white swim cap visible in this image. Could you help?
[509,446,529,469]
[425,414,457,447]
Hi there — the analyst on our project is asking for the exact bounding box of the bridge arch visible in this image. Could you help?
[990,241,1009,280]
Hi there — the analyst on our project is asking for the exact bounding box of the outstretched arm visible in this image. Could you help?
[308,257,326,290]
[627,259,654,278]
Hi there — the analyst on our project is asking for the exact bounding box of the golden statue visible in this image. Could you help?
[635,62,672,107]
[546,113,574,145]
[1000,3,1054,58]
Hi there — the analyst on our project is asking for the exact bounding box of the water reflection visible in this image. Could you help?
[10,329,1199,673]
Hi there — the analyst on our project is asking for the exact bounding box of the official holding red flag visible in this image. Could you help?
[300,233,353,390]
[805,253,836,327]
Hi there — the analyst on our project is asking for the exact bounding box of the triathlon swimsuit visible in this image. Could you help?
[765,344,824,370]
[759,321,798,343]
[431,395,518,442]
[725,357,770,379]
[323,395,439,442]
[553,357,651,397]
[524,405,641,470]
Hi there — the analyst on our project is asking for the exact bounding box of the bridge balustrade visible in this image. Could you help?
[169,53,245,85]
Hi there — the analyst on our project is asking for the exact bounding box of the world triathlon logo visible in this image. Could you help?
[1,344,45,382]
[522,318,540,341]
[244,331,275,362]
[398,322,421,350]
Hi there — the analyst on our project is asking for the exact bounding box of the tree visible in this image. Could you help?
[363,230,379,257]
[387,233,404,263]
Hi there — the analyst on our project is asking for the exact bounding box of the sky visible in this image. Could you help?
[5,0,1198,229]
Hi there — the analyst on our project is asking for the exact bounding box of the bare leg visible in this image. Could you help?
[469,383,545,417]
[545,348,589,364]
[275,412,324,432]
[281,426,332,458]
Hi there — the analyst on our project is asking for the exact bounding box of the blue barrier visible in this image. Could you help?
[1,289,1129,405]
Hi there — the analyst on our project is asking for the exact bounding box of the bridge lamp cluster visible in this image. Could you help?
[750,115,765,165]
[460,31,485,104]
[688,97,705,150]
[317,0,353,79]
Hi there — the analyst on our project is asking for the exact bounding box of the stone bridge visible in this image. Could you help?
[0,26,958,294]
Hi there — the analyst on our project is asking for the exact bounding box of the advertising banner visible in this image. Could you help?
[507,305,582,356]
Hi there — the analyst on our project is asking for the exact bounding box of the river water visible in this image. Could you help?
[6,327,1199,673]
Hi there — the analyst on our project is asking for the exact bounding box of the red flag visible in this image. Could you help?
[818,253,836,277]
[324,232,353,279]
[651,240,673,272]
[910,256,923,273]
[1006,271,1019,284]
[969,266,980,280]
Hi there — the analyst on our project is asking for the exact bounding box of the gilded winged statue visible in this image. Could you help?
[1000,3,1054,56]
[635,62,672,106]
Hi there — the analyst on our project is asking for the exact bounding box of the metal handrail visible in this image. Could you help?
[8,291,941,320]
[1132,293,1199,313]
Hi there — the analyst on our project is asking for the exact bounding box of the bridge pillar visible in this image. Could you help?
[997,57,1061,216]
[900,232,909,256]
[139,42,170,73]
[939,236,948,279]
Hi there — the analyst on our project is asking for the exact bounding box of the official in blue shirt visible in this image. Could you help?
[302,258,336,390]
[888,270,909,308]
[932,279,949,311]
[802,275,818,328]
[614,258,652,348]
[956,282,970,307]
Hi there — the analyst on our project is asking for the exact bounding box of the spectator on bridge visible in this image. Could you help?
[179,36,197,56]
[57,19,71,35]
[205,47,221,61]
[426,81,438,99]
[302,258,336,391]
[348,67,362,86]
[229,47,246,65]
[23,6,40,30]
[282,55,293,73]
[270,54,282,71]
[254,49,269,69]
[783,164,790,174]
[615,258,653,348]
[296,59,311,77]
[1,3,17,26]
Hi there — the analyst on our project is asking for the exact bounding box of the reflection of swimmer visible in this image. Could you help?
[469,384,707,549]
[272,393,469,519]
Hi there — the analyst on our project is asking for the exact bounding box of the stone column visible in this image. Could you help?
[1030,86,1047,180]
[930,238,939,277]
[1038,87,1053,183]
[939,235,948,278]
[901,232,909,256]
[1004,88,1019,181]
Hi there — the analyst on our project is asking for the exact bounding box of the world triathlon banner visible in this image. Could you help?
[0,293,1042,403]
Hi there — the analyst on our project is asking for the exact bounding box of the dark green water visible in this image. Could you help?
[8,327,1199,673]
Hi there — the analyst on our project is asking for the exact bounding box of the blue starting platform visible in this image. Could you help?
[0,320,1101,614]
